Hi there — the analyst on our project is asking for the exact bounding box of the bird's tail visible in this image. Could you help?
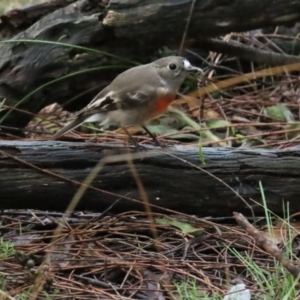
[51,115,87,140]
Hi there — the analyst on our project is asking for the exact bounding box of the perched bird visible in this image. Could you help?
[223,278,251,300]
[51,56,202,145]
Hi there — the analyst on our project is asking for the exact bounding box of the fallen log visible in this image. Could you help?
[0,141,299,216]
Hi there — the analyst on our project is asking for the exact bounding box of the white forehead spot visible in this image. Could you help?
[183,59,191,69]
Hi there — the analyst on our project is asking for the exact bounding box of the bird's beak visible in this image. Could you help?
[183,59,203,73]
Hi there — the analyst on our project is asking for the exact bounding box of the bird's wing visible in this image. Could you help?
[78,84,161,118]
[51,85,163,140]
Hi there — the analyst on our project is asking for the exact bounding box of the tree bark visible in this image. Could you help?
[0,141,299,216]
[0,0,300,130]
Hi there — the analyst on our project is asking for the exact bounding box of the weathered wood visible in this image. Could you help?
[1,0,300,130]
[0,0,76,39]
[0,141,299,216]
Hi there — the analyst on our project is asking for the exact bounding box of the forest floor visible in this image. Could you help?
[1,1,300,300]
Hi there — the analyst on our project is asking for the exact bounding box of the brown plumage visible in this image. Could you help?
[51,56,202,141]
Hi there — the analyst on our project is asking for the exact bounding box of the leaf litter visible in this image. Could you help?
[0,210,299,299]
[3,26,300,299]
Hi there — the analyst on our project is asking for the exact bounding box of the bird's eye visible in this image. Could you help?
[169,63,177,70]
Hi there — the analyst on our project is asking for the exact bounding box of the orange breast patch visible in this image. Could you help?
[155,94,175,114]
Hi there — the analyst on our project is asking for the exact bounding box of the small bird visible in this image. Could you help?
[51,56,202,144]
[223,278,251,300]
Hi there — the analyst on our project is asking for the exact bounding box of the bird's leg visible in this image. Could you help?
[121,126,141,149]
[121,126,164,149]
[142,125,161,147]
